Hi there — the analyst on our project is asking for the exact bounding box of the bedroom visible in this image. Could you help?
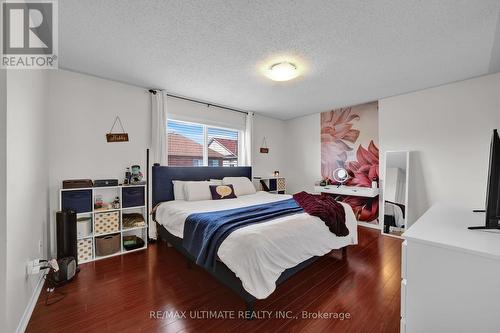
[1,1,500,332]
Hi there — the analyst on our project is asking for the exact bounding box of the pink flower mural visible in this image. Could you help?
[346,141,379,187]
[320,108,360,181]
[320,103,379,223]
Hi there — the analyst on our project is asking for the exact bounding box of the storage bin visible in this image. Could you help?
[61,190,92,213]
[122,186,145,208]
[269,179,277,191]
[94,211,119,235]
[277,178,286,191]
[122,213,146,229]
[77,238,93,262]
[95,234,120,256]
[123,236,145,251]
[77,217,92,238]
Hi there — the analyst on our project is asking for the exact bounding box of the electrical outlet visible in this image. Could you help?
[38,239,43,255]
[26,259,42,276]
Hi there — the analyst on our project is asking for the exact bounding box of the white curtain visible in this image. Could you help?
[151,90,168,166]
[241,112,254,166]
[150,90,168,239]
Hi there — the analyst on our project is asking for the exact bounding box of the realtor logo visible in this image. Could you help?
[1,0,58,69]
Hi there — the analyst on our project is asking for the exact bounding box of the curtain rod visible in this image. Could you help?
[148,89,248,115]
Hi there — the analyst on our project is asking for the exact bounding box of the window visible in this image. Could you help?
[168,119,239,167]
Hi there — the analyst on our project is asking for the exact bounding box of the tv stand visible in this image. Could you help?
[402,204,500,332]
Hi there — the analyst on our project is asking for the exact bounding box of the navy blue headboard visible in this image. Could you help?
[152,166,252,206]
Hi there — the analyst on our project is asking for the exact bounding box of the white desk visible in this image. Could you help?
[314,185,379,198]
[401,204,500,333]
[314,185,380,229]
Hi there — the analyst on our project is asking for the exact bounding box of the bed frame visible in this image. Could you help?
[152,165,347,316]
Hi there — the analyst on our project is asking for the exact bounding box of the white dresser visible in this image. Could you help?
[401,204,500,333]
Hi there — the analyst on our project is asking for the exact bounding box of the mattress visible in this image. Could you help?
[155,191,358,299]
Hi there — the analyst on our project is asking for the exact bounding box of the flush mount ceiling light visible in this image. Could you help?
[266,62,299,81]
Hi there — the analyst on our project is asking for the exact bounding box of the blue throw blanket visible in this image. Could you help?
[183,198,304,270]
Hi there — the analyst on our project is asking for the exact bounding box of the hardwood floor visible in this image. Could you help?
[27,227,402,333]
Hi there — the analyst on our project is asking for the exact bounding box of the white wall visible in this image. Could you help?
[47,70,284,252]
[252,114,287,178]
[282,105,380,195]
[284,113,321,194]
[0,68,6,330]
[5,70,49,333]
[379,72,500,220]
[48,70,151,254]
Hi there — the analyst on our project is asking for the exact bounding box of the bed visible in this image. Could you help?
[152,165,358,314]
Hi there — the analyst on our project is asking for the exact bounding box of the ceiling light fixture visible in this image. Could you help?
[266,61,299,82]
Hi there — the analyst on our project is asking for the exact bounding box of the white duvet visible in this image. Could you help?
[155,191,358,299]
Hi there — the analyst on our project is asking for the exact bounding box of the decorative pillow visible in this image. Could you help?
[172,180,186,200]
[184,181,219,201]
[210,185,237,200]
[222,177,256,196]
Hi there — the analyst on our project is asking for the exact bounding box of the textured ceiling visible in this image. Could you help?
[59,0,500,120]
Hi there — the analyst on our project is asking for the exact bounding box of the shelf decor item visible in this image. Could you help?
[332,167,349,185]
[260,137,269,153]
[106,116,129,142]
[94,195,104,210]
[130,165,145,184]
[93,179,119,187]
[62,179,93,189]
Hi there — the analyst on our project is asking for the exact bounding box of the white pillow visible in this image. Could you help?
[210,179,223,185]
[184,181,219,201]
[222,177,256,196]
[172,180,186,200]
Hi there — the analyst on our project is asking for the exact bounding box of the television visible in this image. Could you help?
[469,129,500,230]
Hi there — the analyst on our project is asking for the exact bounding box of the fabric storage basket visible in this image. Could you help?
[94,211,119,235]
[77,217,92,238]
[277,178,286,191]
[122,186,145,208]
[61,189,92,213]
[77,238,93,263]
[95,234,120,256]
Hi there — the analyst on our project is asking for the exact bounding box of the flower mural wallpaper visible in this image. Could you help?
[320,101,379,224]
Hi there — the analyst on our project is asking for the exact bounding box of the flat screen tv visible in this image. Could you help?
[469,129,500,230]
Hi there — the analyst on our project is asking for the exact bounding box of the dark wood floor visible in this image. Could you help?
[27,227,402,333]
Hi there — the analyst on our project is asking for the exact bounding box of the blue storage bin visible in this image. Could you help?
[269,179,277,191]
[62,190,92,213]
[122,186,145,208]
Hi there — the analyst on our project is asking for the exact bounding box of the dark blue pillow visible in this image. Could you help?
[210,184,237,200]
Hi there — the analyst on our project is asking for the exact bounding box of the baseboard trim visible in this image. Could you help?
[16,271,45,333]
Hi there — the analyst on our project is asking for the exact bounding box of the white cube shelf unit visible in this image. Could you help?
[253,176,286,194]
[59,184,148,263]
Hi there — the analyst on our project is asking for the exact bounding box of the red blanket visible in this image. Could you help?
[293,191,349,236]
